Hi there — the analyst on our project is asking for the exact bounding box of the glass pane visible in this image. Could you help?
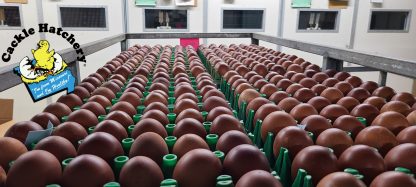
[298,11,338,30]
[223,10,263,29]
[60,7,106,28]
[0,6,21,27]
[370,11,409,30]
[145,9,187,29]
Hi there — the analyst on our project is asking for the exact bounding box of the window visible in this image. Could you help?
[144,9,188,31]
[59,6,107,30]
[297,10,339,32]
[0,5,22,29]
[369,10,411,32]
[222,9,264,31]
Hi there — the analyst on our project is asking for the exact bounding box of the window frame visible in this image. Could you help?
[57,5,109,31]
[368,9,412,33]
[0,3,24,30]
[221,8,266,32]
[296,9,341,33]
[142,7,190,32]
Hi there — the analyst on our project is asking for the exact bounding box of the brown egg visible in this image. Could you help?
[0,166,5,186]
[88,95,112,108]
[307,96,331,112]
[273,126,313,160]
[269,91,289,104]
[34,136,77,162]
[78,132,124,163]
[145,92,168,106]
[142,109,169,125]
[360,81,379,94]
[380,101,411,116]
[290,103,318,122]
[173,149,222,187]
[372,86,396,101]
[312,72,329,83]
[224,144,270,182]
[119,92,141,108]
[83,76,102,88]
[407,110,416,125]
[317,172,366,187]
[94,120,128,142]
[173,118,207,138]
[332,115,365,138]
[80,102,106,117]
[277,97,301,113]
[4,121,43,143]
[105,111,134,129]
[259,84,279,98]
[334,81,354,95]
[92,87,116,101]
[345,76,363,88]
[316,128,353,157]
[119,156,164,187]
[124,87,144,98]
[291,73,307,83]
[57,94,83,110]
[286,84,304,96]
[203,96,230,112]
[6,150,61,187]
[67,109,99,129]
[144,102,169,115]
[311,84,328,95]
[336,96,360,112]
[269,75,285,85]
[235,83,254,96]
[173,134,209,158]
[371,111,409,135]
[132,118,167,139]
[301,115,332,137]
[174,99,199,115]
[355,126,398,156]
[43,102,72,120]
[347,88,371,102]
[334,72,351,81]
[291,145,338,185]
[177,93,199,103]
[397,126,416,144]
[62,154,114,187]
[338,145,386,184]
[370,171,416,187]
[79,82,96,93]
[299,78,318,88]
[320,104,349,122]
[101,81,122,94]
[52,122,88,148]
[351,104,380,124]
[363,96,387,110]
[322,78,339,87]
[174,85,196,98]
[253,104,281,126]
[320,88,344,103]
[236,170,283,187]
[176,108,204,123]
[129,132,168,166]
[0,137,28,170]
[391,92,416,106]
[211,114,244,136]
[293,88,316,103]
[384,143,416,173]
[216,130,252,154]
[202,89,226,102]
[238,89,261,107]
[30,112,60,128]
[262,111,297,141]
[206,106,233,122]
[246,97,271,115]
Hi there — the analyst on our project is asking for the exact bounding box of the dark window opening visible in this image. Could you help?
[60,7,106,28]
[298,11,338,31]
[145,9,188,30]
[370,11,409,31]
[0,6,21,27]
[223,10,264,29]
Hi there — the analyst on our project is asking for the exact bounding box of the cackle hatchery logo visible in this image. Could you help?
[2,23,86,102]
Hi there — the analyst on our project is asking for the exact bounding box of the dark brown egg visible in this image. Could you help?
[332,115,365,138]
[67,109,99,129]
[371,111,409,135]
[144,102,169,115]
[34,136,77,162]
[174,85,196,98]
[52,122,88,148]
[407,110,416,125]
[260,84,279,98]
[174,99,199,115]
[320,87,344,103]
[336,96,360,112]
[132,118,167,139]
[347,88,371,102]
[173,149,222,187]
[145,92,168,106]
[101,81,122,94]
[273,126,313,160]
[204,96,230,112]
[238,89,261,107]
[119,92,141,108]
[224,144,270,182]
[380,101,411,116]
[291,145,338,185]
[360,81,379,93]
[0,166,5,186]
[363,96,387,110]
[320,104,349,122]
[285,84,304,96]
[322,78,339,87]
[293,88,316,103]
[355,126,398,156]
[57,94,83,110]
[202,89,226,102]
[316,128,353,157]
[79,82,96,93]
[397,126,416,144]
[4,121,43,143]
[80,101,106,117]
[307,96,331,112]
[73,86,91,99]
[277,97,301,113]
[384,143,416,173]
[391,92,416,106]
[62,154,114,187]
[236,170,283,187]
[43,102,72,120]
[83,76,102,88]
[370,171,416,187]
[177,93,199,103]
[317,172,366,187]
[269,75,285,85]
[94,120,128,142]
[124,87,144,98]
[301,115,332,137]
[92,87,116,101]
[246,97,271,115]
[334,81,354,95]
[311,84,328,95]
[176,108,204,123]
[312,72,329,83]
[174,118,206,138]
[119,156,164,187]
[78,132,124,163]
[299,78,318,88]
[291,73,307,83]
[253,104,281,126]
[173,134,209,158]
[290,103,318,122]
[262,111,297,141]
[0,137,28,169]
[345,76,363,88]
[211,114,244,136]
[372,86,396,101]
[269,91,289,104]
[30,112,60,128]
[105,111,134,129]
[6,150,61,187]
[351,104,380,124]
[235,83,254,96]
[129,132,168,166]
[207,106,233,122]
[334,72,351,81]
[216,130,252,154]
[88,95,112,108]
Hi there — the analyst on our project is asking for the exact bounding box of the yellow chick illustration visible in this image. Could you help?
[31,40,55,75]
